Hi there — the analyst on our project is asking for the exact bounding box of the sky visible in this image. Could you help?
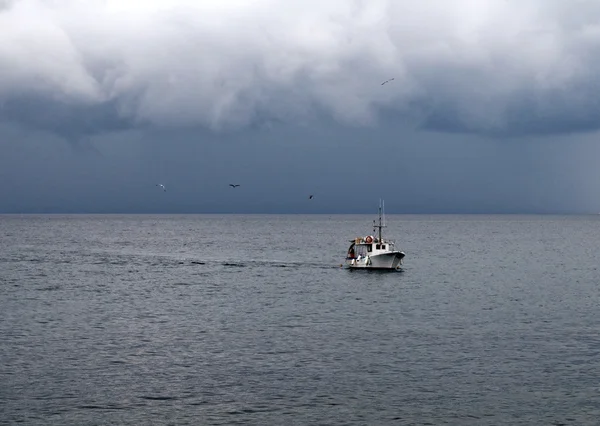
[2,0,600,213]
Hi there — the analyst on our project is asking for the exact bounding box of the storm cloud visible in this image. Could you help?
[2,0,600,139]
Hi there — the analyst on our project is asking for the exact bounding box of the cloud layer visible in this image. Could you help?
[2,0,600,137]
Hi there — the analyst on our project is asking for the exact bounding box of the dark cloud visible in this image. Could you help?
[1,97,129,138]
[3,0,600,214]
[2,119,598,214]
[1,0,600,139]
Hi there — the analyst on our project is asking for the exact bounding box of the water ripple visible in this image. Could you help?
[2,214,600,425]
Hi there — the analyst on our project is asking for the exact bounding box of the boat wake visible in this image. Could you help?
[187,258,340,270]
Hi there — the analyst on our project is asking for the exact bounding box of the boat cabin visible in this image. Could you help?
[346,236,394,259]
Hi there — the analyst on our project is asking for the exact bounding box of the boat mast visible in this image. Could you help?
[373,199,385,241]
[380,200,384,241]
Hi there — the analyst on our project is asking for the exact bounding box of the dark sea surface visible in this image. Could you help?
[1,214,600,425]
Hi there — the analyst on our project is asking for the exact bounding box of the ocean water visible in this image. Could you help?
[1,214,600,425]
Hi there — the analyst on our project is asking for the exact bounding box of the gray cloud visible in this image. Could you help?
[2,0,600,139]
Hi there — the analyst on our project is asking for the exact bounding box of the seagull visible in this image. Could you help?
[381,78,395,86]
[156,184,166,192]
[229,184,240,188]
[309,195,313,199]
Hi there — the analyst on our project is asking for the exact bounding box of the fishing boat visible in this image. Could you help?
[345,200,405,270]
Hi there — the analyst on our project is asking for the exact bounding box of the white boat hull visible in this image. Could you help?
[346,251,405,270]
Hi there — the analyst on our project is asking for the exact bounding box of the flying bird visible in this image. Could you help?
[229,184,240,188]
[156,184,166,192]
[381,78,395,85]
[309,195,313,199]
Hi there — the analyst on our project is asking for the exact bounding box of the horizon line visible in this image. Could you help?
[1,211,597,216]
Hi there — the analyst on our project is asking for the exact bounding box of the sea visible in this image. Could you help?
[1,214,600,425]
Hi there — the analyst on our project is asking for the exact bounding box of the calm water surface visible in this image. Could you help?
[1,214,600,425]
